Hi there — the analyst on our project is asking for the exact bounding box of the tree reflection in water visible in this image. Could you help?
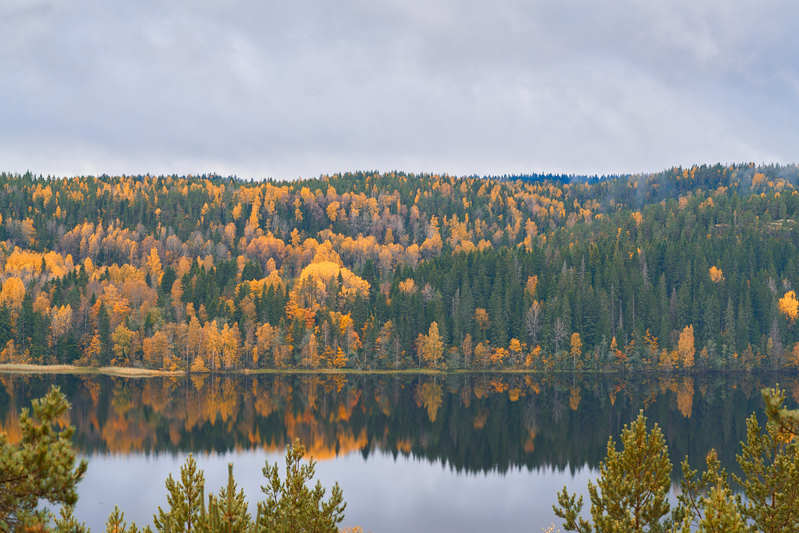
[0,373,792,477]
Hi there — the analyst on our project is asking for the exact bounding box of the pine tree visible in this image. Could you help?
[205,464,252,532]
[256,439,346,533]
[0,304,11,349]
[553,411,672,532]
[0,386,87,531]
[676,448,737,531]
[106,505,148,533]
[734,386,799,532]
[53,506,89,533]
[695,484,747,533]
[153,455,206,532]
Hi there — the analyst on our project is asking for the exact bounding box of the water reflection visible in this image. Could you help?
[0,373,791,475]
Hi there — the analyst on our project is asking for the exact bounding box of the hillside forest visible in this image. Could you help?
[1,164,799,372]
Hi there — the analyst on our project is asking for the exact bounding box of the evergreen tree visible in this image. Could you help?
[0,304,11,349]
[205,464,252,532]
[106,506,148,533]
[695,484,747,533]
[734,387,799,532]
[553,411,672,533]
[153,455,206,532]
[0,386,87,531]
[53,506,89,533]
[97,304,112,365]
[256,439,346,533]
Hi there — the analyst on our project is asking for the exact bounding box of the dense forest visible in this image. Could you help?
[1,163,799,372]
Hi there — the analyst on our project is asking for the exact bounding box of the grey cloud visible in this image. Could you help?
[1,0,797,179]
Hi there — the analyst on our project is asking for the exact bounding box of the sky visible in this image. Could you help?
[2,0,798,180]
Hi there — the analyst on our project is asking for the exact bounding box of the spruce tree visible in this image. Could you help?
[97,303,112,365]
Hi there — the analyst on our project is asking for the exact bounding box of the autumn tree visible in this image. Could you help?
[5,164,799,372]
[708,266,724,283]
[332,346,348,369]
[143,330,173,369]
[0,277,25,309]
[417,321,445,368]
[112,324,137,365]
[779,290,799,321]
[569,333,582,370]
[677,325,695,369]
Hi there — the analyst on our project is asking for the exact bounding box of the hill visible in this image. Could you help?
[1,163,798,372]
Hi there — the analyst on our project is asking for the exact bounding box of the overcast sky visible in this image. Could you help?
[2,0,797,180]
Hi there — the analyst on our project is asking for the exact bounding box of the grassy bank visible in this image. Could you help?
[0,364,459,377]
[0,363,763,378]
[0,364,556,377]
[0,364,183,377]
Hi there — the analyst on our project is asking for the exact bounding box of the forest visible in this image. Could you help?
[1,163,799,372]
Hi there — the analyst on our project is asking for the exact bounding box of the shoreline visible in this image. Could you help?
[0,363,786,378]
[0,364,183,377]
[0,364,528,377]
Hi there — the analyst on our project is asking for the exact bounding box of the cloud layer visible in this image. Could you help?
[2,0,797,179]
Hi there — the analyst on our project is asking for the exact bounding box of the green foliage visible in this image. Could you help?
[256,439,346,533]
[553,411,672,533]
[676,449,728,529]
[53,506,89,533]
[153,455,206,532]
[147,442,344,533]
[676,448,750,532]
[204,464,252,533]
[106,506,149,533]
[733,386,799,532]
[0,385,347,532]
[0,385,87,530]
[3,164,799,371]
[554,386,799,533]
[695,484,747,533]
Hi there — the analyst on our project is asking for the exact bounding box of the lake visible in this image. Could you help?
[0,372,792,531]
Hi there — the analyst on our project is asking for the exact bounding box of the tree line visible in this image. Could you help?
[1,164,798,371]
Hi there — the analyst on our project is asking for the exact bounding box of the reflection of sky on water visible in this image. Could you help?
[75,450,595,532]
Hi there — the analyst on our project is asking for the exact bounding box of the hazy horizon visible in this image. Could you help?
[5,159,796,183]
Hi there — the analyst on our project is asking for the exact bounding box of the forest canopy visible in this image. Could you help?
[1,163,799,372]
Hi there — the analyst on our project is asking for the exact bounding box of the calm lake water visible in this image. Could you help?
[0,372,793,531]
